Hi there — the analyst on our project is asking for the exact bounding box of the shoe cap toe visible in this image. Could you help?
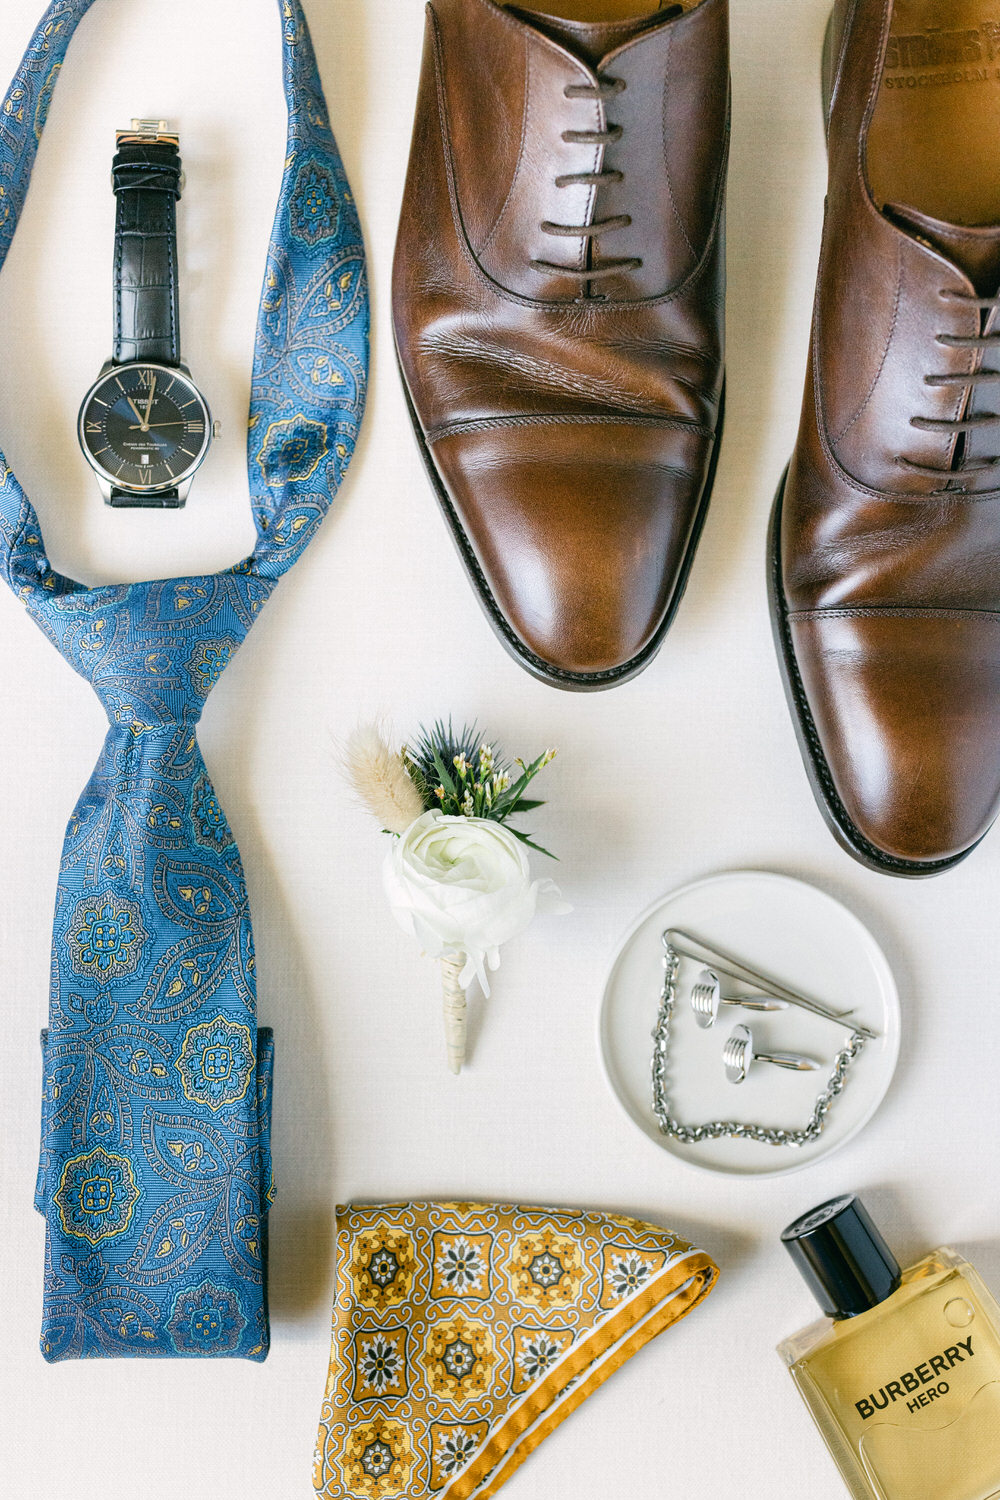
[790,610,1000,866]
[432,420,712,680]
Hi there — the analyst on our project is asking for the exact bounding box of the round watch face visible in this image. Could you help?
[78,362,211,494]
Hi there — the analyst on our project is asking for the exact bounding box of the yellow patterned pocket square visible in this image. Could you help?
[313,1201,718,1499]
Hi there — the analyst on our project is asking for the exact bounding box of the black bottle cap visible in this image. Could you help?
[781,1194,902,1320]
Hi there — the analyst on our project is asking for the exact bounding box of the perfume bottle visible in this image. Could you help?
[778,1194,1000,1500]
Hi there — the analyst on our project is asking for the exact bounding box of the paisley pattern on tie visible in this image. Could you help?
[313,1204,718,1500]
[0,0,368,1360]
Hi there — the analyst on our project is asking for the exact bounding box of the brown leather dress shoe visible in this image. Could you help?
[393,0,728,690]
[772,0,1000,874]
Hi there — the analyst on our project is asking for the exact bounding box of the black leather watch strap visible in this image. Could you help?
[108,486,180,508]
[111,138,182,366]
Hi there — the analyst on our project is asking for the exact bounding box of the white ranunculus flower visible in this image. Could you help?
[382,810,570,994]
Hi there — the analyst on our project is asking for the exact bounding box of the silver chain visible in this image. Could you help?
[651,945,867,1148]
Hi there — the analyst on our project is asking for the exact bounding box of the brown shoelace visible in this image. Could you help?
[897,288,1000,493]
[530,76,641,293]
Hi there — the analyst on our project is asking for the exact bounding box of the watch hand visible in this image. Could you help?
[140,376,157,431]
[129,421,186,429]
[126,396,147,426]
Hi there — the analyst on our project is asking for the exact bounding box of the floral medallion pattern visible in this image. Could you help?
[1,0,367,1363]
[338,1416,413,1500]
[351,1327,408,1402]
[599,1245,667,1309]
[53,1147,141,1244]
[431,1231,491,1300]
[422,1314,496,1405]
[66,892,147,980]
[508,1229,586,1312]
[167,1278,247,1355]
[350,1227,417,1312]
[511,1326,572,1393]
[185,638,236,697]
[175,1015,255,1112]
[428,1422,489,1491]
[256,416,329,486]
[191,773,234,855]
[289,155,340,246]
[314,1205,717,1499]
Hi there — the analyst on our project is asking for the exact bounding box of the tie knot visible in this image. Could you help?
[27,573,273,729]
[97,635,238,731]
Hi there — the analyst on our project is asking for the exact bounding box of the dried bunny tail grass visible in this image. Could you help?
[342,721,425,835]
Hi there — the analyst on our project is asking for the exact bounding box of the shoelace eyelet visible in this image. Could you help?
[538,75,636,291]
[562,77,626,100]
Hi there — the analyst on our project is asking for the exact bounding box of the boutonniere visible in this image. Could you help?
[344,720,570,1072]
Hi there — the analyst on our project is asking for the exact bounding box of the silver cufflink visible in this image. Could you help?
[723,1023,822,1085]
[689,967,788,1029]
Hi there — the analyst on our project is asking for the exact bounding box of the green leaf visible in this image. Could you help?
[498,767,532,808]
[404,723,559,852]
[430,744,458,800]
[508,827,557,859]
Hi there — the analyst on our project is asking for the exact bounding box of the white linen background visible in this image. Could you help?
[0,0,997,1495]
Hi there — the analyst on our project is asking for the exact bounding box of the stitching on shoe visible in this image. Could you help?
[827,0,863,120]
[831,236,901,444]
[660,28,697,262]
[476,36,532,257]
[790,605,1000,621]
[424,411,717,443]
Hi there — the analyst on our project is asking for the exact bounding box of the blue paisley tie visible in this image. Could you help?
[0,0,368,1360]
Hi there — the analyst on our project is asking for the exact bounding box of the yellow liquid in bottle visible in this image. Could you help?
[779,1250,1000,1500]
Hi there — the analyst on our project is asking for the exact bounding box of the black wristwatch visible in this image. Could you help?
[78,120,216,509]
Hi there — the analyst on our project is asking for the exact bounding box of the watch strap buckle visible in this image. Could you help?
[115,118,178,148]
